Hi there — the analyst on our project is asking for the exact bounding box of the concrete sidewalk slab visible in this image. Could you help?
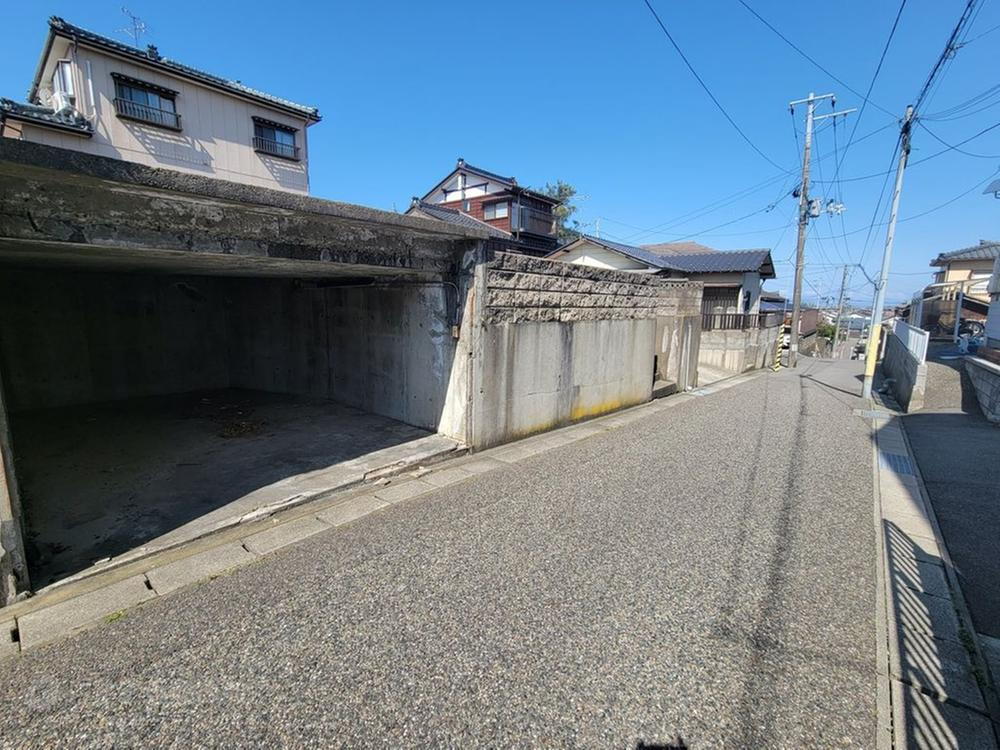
[374,479,435,504]
[422,467,474,488]
[147,543,256,596]
[16,575,156,651]
[892,682,997,750]
[315,495,387,527]
[893,584,963,644]
[893,627,985,712]
[242,516,331,556]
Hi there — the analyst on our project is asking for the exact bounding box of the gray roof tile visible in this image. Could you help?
[0,97,92,134]
[930,240,1000,266]
[407,199,511,238]
[555,235,774,277]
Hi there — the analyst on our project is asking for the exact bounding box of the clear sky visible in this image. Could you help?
[3,1,998,307]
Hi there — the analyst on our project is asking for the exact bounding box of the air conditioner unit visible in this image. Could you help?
[52,90,76,114]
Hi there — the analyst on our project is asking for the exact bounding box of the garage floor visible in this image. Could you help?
[12,389,458,588]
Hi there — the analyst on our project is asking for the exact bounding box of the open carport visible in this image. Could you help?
[0,141,482,597]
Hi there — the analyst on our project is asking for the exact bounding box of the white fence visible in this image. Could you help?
[891,318,929,363]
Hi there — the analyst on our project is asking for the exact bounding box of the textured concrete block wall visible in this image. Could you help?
[484,253,664,323]
[964,356,1000,424]
[883,333,927,412]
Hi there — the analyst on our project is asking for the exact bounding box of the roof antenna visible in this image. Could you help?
[118,7,148,46]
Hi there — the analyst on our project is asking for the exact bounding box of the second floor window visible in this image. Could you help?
[253,120,298,160]
[113,75,180,130]
[483,201,509,220]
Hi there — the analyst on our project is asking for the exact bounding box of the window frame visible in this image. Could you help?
[111,73,181,131]
[252,116,300,161]
[483,200,509,221]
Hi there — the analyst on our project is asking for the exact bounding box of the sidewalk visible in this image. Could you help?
[870,367,1000,748]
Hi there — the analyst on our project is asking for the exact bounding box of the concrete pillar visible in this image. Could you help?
[0,363,29,604]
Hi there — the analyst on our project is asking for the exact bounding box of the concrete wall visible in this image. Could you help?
[0,270,461,437]
[698,324,781,377]
[0,270,231,411]
[882,332,927,412]
[227,279,456,433]
[471,253,662,447]
[654,281,704,390]
[965,356,1000,424]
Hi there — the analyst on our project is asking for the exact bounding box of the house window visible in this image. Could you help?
[483,201,509,220]
[52,60,75,103]
[253,119,299,160]
[112,75,180,130]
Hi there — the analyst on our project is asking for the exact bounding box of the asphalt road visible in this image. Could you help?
[0,360,877,748]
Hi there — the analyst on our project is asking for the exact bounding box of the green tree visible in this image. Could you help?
[540,180,583,242]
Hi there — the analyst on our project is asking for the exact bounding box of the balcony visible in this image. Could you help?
[113,98,181,130]
[515,205,556,236]
[253,136,300,161]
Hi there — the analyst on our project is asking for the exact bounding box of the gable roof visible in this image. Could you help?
[665,249,775,277]
[30,17,320,122]
[406,198,511,238]
[551,235,775,278]
[930,240,1000,266]
[0,97,92,135]
[641,241,717,256]
[420,158,561,205]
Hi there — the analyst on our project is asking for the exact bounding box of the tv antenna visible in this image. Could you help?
[118,7,148,46]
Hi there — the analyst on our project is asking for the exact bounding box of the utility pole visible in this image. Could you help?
[861,105,915,400]
[788,93,856,367]
[833,265,851,359]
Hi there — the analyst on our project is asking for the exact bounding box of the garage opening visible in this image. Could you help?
[0,265,462,589]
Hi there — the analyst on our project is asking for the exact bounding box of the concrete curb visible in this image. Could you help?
[868,405,1000,748]
[0,368,767,658]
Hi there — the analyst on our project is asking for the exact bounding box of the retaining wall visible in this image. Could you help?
[472,254,666,447]
[699,325,781,377]
[964,356,1000,424]
[882,330,927,412]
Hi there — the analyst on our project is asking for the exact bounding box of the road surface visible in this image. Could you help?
[0,359,877,747]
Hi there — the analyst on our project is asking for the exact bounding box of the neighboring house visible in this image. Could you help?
[407,158,561,257]
[929,239,1000,300]
[406,198,514,250]
[908,239,999,338]
[0,16,320,193]
[987,257,1000,349]
[547,234,775,315]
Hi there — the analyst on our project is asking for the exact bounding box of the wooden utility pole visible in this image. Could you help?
[788,93,855,367]
[862,105,915,399]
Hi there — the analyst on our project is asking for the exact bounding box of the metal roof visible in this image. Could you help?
[33,17,320,121]
[929,240,1000,266]
[0,97,92,135]
[406,199,511,238]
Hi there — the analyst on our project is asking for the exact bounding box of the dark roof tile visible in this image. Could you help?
[0,97,92,134]
[930,240,1000,266]
[407,199,510,238]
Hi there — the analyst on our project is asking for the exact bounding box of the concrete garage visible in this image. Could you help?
[0,141,480,598]
[0,269,465,587]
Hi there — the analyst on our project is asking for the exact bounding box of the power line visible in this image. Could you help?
[913,0,981,112]
[915,120,1000,158]
[641,0,789,171]
[736,0,897,119]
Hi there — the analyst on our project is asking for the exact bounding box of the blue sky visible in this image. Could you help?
[3,1,998,306]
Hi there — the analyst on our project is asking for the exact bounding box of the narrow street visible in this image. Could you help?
[0,361,878,747]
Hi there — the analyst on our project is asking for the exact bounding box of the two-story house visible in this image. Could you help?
[406,159,561,256]
[0,16,320,193]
